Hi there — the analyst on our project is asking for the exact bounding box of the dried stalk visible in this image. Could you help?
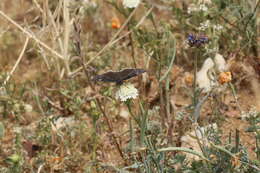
[3,37,30,86]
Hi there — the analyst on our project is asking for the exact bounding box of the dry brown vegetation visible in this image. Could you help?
[0,0,259,172]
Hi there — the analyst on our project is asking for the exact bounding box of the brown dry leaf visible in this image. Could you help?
[171,65,183,81]
[225,109,240,118]
[184,72,193,86]
[21,111,40,125]
[147,76,159,104]
[47,156,64,164]
[85,86,94,96]
[22,140,42,158]
[231,155,241,168]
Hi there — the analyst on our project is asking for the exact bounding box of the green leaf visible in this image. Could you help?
[158,147,209,162]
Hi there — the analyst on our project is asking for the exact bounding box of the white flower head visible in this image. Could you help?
[187,4,197,14]
[116,83,139,101]
[196,58,215,92]
[213,24,223,31]
[198,20,210,31]
[187,3,208,14]
[199,4,208,11]
[214,53,227,72]
[123,0,140,8]
[190,123,218,139]
[54,117,77,130]
[241,106,258,120]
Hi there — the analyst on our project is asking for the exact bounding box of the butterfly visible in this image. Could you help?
[92,68,146,85]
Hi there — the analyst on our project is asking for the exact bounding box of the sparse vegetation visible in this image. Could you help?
[0,0,259,172]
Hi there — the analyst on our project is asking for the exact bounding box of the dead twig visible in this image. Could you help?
[69,6,154,76]
[3,37,30,86]
[0,10,64,60]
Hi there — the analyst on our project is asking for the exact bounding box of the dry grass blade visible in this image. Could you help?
[3,37,30,86]
[62,0,72,76]
[0,10,64,60]
[69,6,154,76]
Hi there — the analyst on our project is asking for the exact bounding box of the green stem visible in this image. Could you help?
[193,50,198,106]
[126,102,139,126]
[129,118,134,152]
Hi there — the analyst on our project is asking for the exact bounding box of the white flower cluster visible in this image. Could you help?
[198,20,223,31]
[198,20,210,31]
[196,53,227,92]
[188,4,208,14]
[213,24,223,31]
[54,117,77,130]
[116,83,139,101]
[205,46,218,54]
[241,106,259,120]
[123,0,140,8]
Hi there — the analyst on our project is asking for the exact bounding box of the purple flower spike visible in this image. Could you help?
[187,34,209,47]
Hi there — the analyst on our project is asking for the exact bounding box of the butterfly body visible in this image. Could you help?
[92,68,146,85]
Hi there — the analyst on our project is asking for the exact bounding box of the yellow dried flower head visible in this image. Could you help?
[218,72,232,84]
[231,155,241,168]
[111,17,121,29]
[185,73,193,86]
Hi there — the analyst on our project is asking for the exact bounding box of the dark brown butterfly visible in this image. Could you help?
[92,68,146,85]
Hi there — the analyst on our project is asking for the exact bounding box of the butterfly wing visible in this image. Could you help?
[120,68,146,82]
[92,68,146,84]
[92,71,121,83]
